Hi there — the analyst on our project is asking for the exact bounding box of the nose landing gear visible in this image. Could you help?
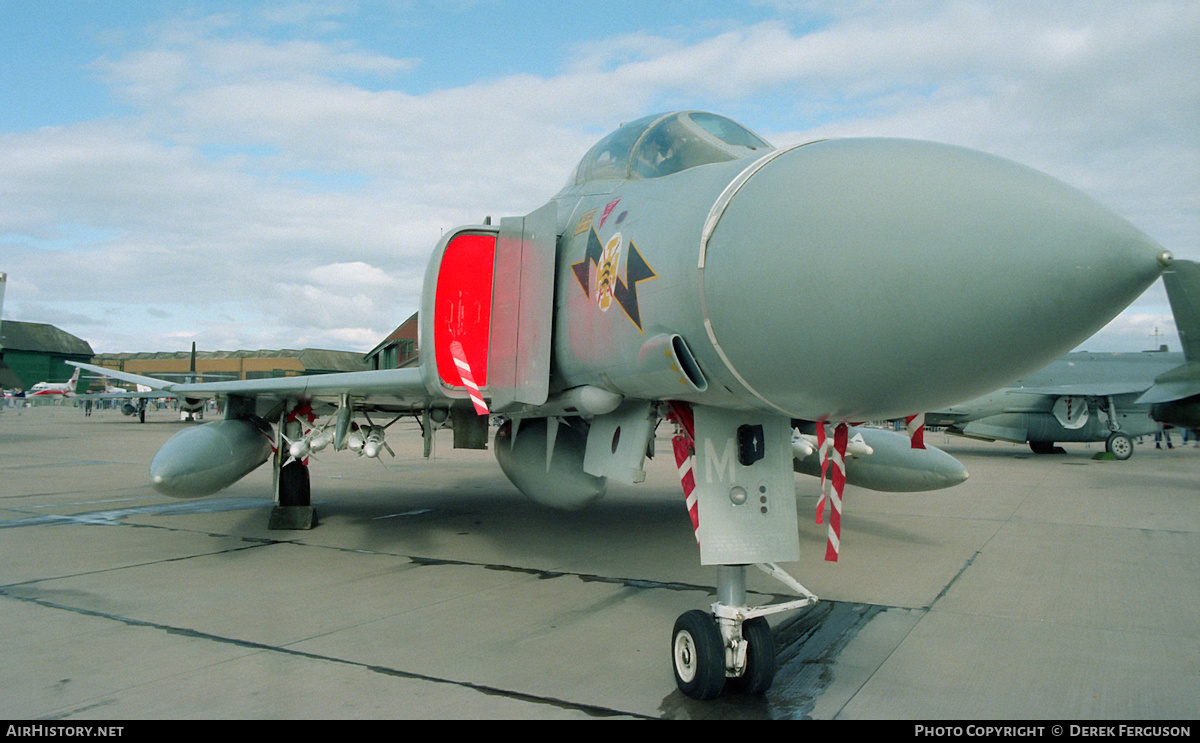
[671,563,818,700]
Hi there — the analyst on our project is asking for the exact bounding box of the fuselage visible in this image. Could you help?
[544,112,1168,423]
[28,384,73,396]
[133,112,1173,500]
[29,367,80,397]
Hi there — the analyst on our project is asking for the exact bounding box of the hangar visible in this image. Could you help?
[0,319,94,393]
[89,347,371,386]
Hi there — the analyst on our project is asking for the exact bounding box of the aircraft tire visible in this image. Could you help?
[671,610,726,700]
[1029,440,1057,454]
[1106,432,1134,460]
[279,461,311,507]
[730,616,775,695]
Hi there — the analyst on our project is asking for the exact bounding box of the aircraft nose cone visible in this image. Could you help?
[700,138,1168,420]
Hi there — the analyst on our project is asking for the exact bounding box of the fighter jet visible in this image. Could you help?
[72,111,1171,700]
[926,259,1199,458]
[1137,259,1200,430]
[924,352,1172,458]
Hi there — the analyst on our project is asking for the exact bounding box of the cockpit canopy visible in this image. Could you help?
[569,111,774,186]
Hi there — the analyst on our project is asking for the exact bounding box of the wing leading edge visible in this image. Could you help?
[68,361,434,412]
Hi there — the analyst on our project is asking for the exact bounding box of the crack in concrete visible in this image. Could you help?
[0,588,648,720]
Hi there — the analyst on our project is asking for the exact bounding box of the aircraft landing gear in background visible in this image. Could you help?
[671,563,814,700]
[1106,431,1134,460]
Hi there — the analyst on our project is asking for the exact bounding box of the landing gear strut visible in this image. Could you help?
[671,563,817,700]
[1102,395,1134,460]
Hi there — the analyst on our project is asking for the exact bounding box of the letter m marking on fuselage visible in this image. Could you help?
[703,437,737,484]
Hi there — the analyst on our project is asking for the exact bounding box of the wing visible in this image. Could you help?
[1137,363,1200,404]
[1011,383,1151,398]
[68,361,434,413]
[1137,260,1200,405]
[927,385,1140,442]
[77,390,174,400]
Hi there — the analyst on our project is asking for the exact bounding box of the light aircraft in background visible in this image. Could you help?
[73,111,1171,701]
[28,366,80,397]
[925,259,1199,458]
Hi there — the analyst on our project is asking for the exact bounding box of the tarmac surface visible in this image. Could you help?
[1,403,1197,720]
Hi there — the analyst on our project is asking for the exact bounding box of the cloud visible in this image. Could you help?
[0,2,1195,356]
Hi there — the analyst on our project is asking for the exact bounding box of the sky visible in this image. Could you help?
[1,0,1197,357]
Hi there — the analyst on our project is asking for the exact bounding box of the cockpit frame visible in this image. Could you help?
[570,111,773,186]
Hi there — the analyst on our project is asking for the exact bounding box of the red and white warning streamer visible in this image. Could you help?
[816,422,849,562]
[449,340,489,416]
[815,421,829,524]
[666,402,700,544]
[906,413,926,449]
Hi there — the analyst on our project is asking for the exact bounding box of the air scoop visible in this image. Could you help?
[698,138,1169,422]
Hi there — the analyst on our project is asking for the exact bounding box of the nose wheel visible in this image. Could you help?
[671,563,816,700]
[672,610,726,700]
[733,616,776,695]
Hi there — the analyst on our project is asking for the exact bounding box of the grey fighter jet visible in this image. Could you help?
[926,259,1199,459]
[72,111,1171,701]
[1138,259,1200,430]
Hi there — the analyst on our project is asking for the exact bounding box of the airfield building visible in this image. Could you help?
[90,348,371,384]
[365,312,419,370]
[0,320,94,392]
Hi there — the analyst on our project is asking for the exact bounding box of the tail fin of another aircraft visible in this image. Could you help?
[1164,260,1200,362]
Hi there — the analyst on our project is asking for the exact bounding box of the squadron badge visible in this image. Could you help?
[571,227,658,332]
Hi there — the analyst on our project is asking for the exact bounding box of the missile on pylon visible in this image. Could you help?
[346,425,365,454]
[793,425,968,492]
[362,425,392,459]
[309,427,333,452]
[287,436,311,462]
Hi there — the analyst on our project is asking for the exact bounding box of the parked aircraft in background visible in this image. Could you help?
[80,343,213,422]
[926,259,1199,459]
[96,378,126,395]
[1138,260,1200,430]
[925,352,1172,458]
[72,111,1170,700]
[28,367,80,397]
[166,343,213,421]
